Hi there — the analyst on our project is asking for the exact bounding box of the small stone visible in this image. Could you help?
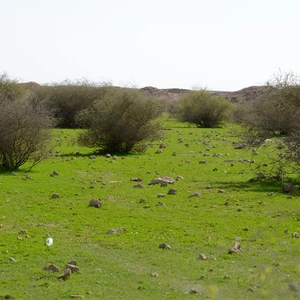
[65,264,80,272]
[199,274,205,280]
[157,193,166,198]
[189,289,199,294]
[51,193,60,199]
[218,189,225,193]
[188,192,201,198]
[151,272,159,277]
[228,241,242,254]
[68,260,77,265]
[168,188,177,195]
[243,228,249,231]
[198,254,207,260]
[223,275,231,279]
[89,198,102,208]
[291,232,300,238]
[57,268,72,280]
[134,183,144,188]
[139,198,146,203]
[289,283,300,292]
[247,287,255,292]
[8,257,16,262]
[282,183,293,193]
[159,242,171,249]
[155,202,165,206]
[43,263,60,272]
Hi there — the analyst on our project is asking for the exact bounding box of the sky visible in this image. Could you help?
[1,0,300,91]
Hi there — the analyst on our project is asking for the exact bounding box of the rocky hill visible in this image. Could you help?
[140,85,268,103]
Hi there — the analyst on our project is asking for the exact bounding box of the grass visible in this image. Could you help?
[0,118,300,299]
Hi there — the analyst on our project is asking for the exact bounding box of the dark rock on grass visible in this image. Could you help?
[51,193,60,199]
[282,183,293,193]
[157,193,166,198]
[89,199,102,208]
[149,176,175,185]
[57,268,72,281]
[107,228,126,234]
[228,241,242,254]
[43,263,60,272]
[159,242,171,249]
[65,264,80,272]
[291,232,300,238]
[188,192,201,198]
[133,183,144,188]
[168,188,177,195]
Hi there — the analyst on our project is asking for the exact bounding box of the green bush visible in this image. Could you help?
[0,75,54,171]
[177,90,233,128]
[76,88,163,153]
[29,80,109,128]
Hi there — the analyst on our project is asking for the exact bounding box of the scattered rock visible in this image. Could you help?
[176,175,184,181]
[223,275,231,279]
[89,199,102,208]
[159,143,167,148]
[107,228,126,234]
[228,241,242,254]
[149,176,175,185]
[51,193,60,199]
[130,177,142,182]
[218,189,225,193]
[139,198,146,203]
[65,264,80,272]
[155,149,163,154]
[134,183,144,188]
[199,274,205,280]
[43,263,60,272]
[168,188,177,195]
[291,232,300,238]
[289,283,300,292]
[188,192,201,198]
[8,257,16,262]
[198,254,207,260]
[282,183,293,193]
[189,289,199,294]
[70,295,85,299]
[57,268,72,280]
[90,155,96,159]
[151,272,159,277]
[159,242,171,249]
[155,202,165,206]
[247,287,255,292]
[157,193,166,198]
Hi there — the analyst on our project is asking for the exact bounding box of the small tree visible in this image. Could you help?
[0,75,54,171]
[239,71,300,179]
[177,90,233,128]
[76,88,163,153]
[29,80,109,128]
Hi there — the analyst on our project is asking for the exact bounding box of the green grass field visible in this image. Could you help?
[0,118,299,299]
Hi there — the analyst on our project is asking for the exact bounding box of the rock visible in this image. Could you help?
[139,198,146,203]
[70,295,85,299]
[176,175,184,181]
[159,143,167,148]
[89,198,102,208]
[198,254,207,260]
[157,193,166,198]
[289,283,300,292]
[149,176,175,185]
[90,155,96,159]
[43,263,60,272]
[159,242,171,249]
[188,192,201,198]
[155,149,163,154]
[134,183,144,188]
[130,177,142,182]
[155,202,165,206]
[65,264,80,272]
[8,257,16,262]
[223,275,231,279]
[291,232,300,238]
[51,193,60,199]
[189,289,199,294]
[228,241,242,254]
[151,272,159,277]
[107,228,126,234]
[247,287,255,292]
[68,260,77,265]
[168,188,177,195]
[282,183,293,193]
[57,268,72,280]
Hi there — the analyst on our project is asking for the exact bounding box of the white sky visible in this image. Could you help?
[1,0,300,91]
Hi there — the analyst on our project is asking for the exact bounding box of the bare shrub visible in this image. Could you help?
[76,88,163,153]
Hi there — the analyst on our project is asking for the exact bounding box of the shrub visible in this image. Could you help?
[0,76,54,171]
[76,88,163,153]
[29,80,109,128]
[177,90,234,128]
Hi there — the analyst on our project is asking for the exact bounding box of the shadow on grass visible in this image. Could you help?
[215,179,300,196]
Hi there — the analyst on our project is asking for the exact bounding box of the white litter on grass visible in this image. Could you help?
[46,238,53,246]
